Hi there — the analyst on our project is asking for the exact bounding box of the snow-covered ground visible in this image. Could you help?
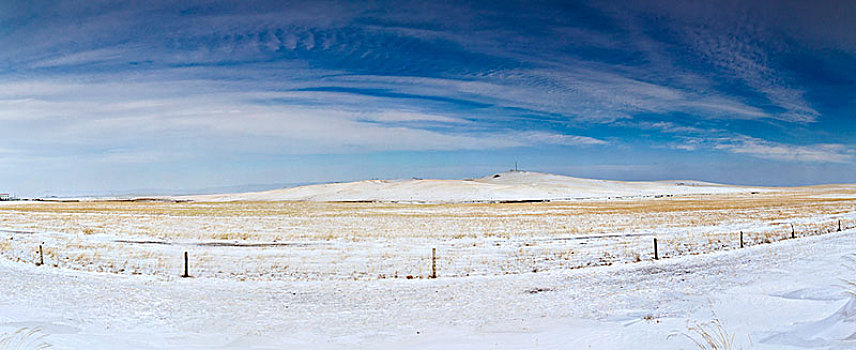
[1,228,854,349]
[1,193,852,280]
[179,171,763,202]
[1,186,853,348]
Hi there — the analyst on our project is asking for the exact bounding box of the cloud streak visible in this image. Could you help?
[0,78,607,157]
[714,137,853,163]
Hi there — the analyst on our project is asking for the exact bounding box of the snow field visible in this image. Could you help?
[0,189,853,280]
[1,227,855,349]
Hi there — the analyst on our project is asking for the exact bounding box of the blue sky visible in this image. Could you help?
[1,0,854,195]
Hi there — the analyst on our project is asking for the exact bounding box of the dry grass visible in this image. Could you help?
[0,328,51,350]
[0,188,852,243]
[670,318,737,350]
[0,187,852,280]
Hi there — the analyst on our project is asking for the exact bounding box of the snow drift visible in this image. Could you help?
[762,297,856,349]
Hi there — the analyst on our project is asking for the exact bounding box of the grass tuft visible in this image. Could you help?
[669,316,737,350]
[0,327,52,350]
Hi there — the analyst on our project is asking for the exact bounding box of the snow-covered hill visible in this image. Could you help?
[180,170,759,202]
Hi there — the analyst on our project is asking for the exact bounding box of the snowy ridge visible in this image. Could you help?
[180,170,761,202]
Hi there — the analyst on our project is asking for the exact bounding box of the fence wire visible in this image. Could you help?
[0,218,852,281]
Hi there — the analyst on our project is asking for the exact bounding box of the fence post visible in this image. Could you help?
[740,231,744,248]
[653,238,659,260]
[181,251,190,278]
[791,224,795,239]
[430,247,437,279]
[36,245,44,266]
[839,220,842,232]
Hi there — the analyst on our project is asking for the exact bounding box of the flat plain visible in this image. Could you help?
[1,186,855,349]
[1,185,853,280]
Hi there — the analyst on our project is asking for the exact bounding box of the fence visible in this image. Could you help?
[0,218,852,281]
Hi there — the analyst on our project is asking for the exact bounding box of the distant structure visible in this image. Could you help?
[0,193,11,201]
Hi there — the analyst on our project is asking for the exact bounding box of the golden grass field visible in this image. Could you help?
[0,186,853,280]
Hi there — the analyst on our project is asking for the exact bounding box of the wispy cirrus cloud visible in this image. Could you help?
[1,0,830,127]
[0,78,605,157]
[671,135,854,163]
[0,0,854,194]
[714,137,853,163]
[628,121,709,135]
[518,132,608,146]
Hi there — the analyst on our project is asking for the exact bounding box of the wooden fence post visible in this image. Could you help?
[653,238,659,260]
[430,247,437,279]
[839,220,842,232]
[181,251,190,278]
[791,224,795,239]
[36,245,44,266]
[740,231,744,248]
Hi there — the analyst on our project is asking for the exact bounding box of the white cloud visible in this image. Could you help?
[28,47,130,68]
[668,134,854,163]
[627,121,709,134]
[676,13,820,123]
[671,143,698,151]
[714,137,853,163]
[360,111,471,124]
[0,79,609,159]
[518,132,608,146]
[331,69,776,124]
